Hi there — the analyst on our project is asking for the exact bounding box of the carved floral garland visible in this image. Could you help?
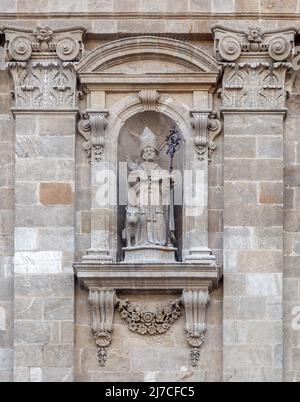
[117,298,182,336]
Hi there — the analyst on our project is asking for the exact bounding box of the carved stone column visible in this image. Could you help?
[182,289,210,367]
[78,110,113,263]
[183,109,221,265]
[88,289,116,367]
[4,26,85,382]
[212,25,296,382]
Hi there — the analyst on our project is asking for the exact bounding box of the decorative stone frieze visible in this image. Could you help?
[3,26,85,109]
[212,25,297,109]
[182,289,210,367]
[190,110,222,163]
[77,110,109,162]
[88,289,116,367]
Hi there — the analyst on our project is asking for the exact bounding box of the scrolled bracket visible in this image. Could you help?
[77,110,109,163]
[88,288,117,367]
[190,110,222,164]
[182,289,210,367]
[207,113,222,164]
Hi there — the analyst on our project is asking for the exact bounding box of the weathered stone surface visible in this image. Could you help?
[39,183,74,206]
[15,345,43,366]
[14,251,62,274]
[15,275,74,298]
[43,345,74,367]
[42,367,73,382]
[260,182,283,205]
[43,298,73,321]
[15,298,43,320]
[246,274,282,297]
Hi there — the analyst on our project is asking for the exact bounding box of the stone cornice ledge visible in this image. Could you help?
[11,107,79,115]
[73,262,222,291]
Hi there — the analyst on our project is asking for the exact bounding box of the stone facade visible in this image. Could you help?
[0,1,300,383]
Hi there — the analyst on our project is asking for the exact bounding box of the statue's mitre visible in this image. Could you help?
[140,127,158,151]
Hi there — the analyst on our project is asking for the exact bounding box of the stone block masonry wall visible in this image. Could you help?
[283,86,300,382]
[0,69,14,382]
[13,111,77,382]
[223,112,284,382]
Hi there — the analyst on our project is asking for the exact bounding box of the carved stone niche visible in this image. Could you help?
[74,35,222,369]
[74,262,221,367]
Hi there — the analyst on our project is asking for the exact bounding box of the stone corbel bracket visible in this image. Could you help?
[88,288,117,367]
[77,110,109,162]
[182,289,210,367]
[74,262,222,367]
[190,109,222,163]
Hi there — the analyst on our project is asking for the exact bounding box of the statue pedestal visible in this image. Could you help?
[122,245,177,263]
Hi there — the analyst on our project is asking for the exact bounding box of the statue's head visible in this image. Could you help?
[142,146,158,162]
[140,127,158,161]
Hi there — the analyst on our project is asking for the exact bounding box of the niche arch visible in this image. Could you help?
[107,93,192,261]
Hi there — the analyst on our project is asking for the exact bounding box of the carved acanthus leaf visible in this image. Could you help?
[8,61,77,108]
[212,25,296,109]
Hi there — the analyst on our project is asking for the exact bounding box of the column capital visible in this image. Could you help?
[4,26,86,110]
[212,25,297,110]
[212,25,296,64]
[3,26,86,62]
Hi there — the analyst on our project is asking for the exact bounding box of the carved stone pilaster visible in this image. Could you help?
[182,289,210,367]
[88,289,116,367]
[3,26,85,109]
[78,110,109,163]
[212,25,297,110]
[138,90,159,110]
[190,110,222,164]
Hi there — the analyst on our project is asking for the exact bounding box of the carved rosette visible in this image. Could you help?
[182,289,210,367]
[88,289,116,367]
[4,26,85,109]
[78,110,109,163]
[212,25,296,109]
[190,110,222,163]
